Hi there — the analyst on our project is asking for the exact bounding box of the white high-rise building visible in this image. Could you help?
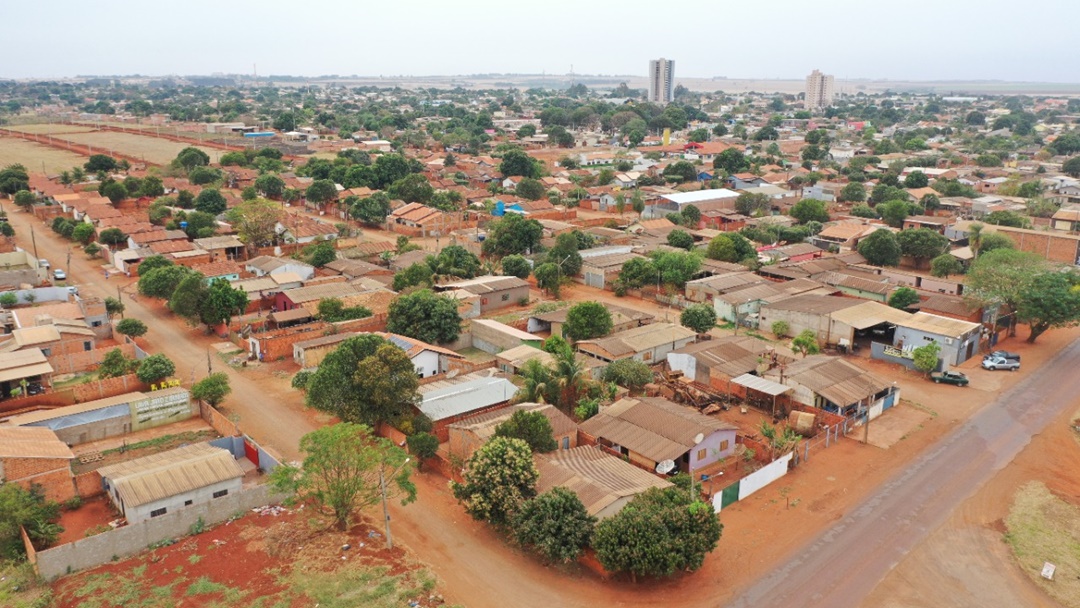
[648,58,675,104]
[805,69,835,109]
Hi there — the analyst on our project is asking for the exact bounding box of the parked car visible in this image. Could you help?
[985,350,1020,362]
[982,356,1020,371]
[931,370,970,386]
[52,269,66,281]
[39,259,50,270]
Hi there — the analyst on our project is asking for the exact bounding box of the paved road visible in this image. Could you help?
[729,337,1080,607]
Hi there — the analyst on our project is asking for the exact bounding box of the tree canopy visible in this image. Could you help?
[888,286,921,310]
[451,436,538,526]
[897,228,948,267]
[191,372,231,407]
[386,289,462,344]
[493,410,558,453]
[857,229,902,266]
[563,301,613,341]
[680,303,718,333]
[790,199,829,224]
[482,214,543,257]
[513,488,596,564]
[305,335,420,425]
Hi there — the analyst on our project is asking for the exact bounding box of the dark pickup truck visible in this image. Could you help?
[931,370,970,386]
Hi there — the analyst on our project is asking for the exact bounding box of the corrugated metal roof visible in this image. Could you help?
[471,319,540,341]
[899,311,980,337]
[450,403,577,444]
[417,372,519,421]
[98,443,244,509]
[535,446,673,517]
[829,301,913,330]
[579,396,737,463]
[773,355,889,407]
[0,427,74,459]
[0,349,53,383]
[730,373,793,396]
[6,391,149,426]
[438,275,529,295]
[577,323,697,359]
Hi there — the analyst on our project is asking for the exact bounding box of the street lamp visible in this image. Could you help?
[379,457,411,550]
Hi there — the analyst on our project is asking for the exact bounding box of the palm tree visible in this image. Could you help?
[70,166,86,183]
[968,222,984,257]
[59,171,72,187]
[519,359,553,404]
[551,349,588,412]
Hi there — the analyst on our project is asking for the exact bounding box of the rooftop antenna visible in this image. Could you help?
[570,64,575,89]
[253,63,257,81]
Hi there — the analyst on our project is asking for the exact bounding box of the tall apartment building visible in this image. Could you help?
[805,69,835,109]
[648,58,675,104]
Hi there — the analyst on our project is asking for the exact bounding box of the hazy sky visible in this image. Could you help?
[4,0,1076,82]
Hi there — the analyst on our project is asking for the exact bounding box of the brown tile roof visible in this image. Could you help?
[191,261,243,278]
[0,426,75,460]
[148,240,196,254]
[579,396,737,463]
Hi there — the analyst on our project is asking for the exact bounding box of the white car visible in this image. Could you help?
[39,259,50,269]
[52,269,66,281]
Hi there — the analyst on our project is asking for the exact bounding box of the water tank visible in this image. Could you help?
[179,221,188,229]
[494,201,505,216]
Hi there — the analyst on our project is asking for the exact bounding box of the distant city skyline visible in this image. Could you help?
[3,0,1078,83]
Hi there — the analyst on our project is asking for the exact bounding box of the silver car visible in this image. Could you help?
[981,355,1019,371]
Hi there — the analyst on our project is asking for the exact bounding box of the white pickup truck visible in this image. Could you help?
[982,355,1020,371]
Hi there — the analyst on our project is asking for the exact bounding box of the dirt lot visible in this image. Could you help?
[0,136,87,173]
[46,131,220,165]
[47,506,457,608]
[6,124,99,135]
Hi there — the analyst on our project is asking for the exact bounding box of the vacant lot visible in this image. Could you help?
[0,136,87,173]
[1005,481,1080,607]
[7,123,99,135]
[49,507,456,608]
[53,131,219,165]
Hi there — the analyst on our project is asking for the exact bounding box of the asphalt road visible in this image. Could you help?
[729,337,1080,607]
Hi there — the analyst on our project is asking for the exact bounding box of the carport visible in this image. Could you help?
[829,301,912,354]
[731,373,793,418]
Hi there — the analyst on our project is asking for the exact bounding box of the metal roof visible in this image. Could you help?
[5,391,150,426]
[661,189,740,205]
[830,301,913,330]
[898,312,981,338]
[579,396,737,463]
[0,426,74,459]
[535,446,673,517]
[576,323,697,359]
[98,443,244,509]
[450,403,577,443]
[417,372,519,421]
[471,319,541,342]
[730,373,793,396]
[0,349,53,383]
[771,355,889,408]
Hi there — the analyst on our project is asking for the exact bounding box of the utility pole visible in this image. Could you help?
[116,284,124,318]
[379,457,411,550]
[29,226,39,261]
[207,348,212,374]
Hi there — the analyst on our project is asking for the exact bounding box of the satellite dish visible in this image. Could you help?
[655,459,676,475]
[693,433,705,445]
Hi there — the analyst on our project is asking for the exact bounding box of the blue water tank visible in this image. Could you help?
[494,201,505,216]
[179,221,188,229]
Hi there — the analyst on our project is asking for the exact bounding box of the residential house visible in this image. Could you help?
[579,396,738,474]
[534,446,674,519]
[470,319,542,354]
[0,349,53,395]
[191,261,244,284]
[666,335,781,393]
[758,294,912,348]
[527,303,654,337]
[810,222,885,252]
[98,443,245,525]
[576,323,697,364]
[684,272,767,303]
[577,251,646,289]
[763,354,897,417]
[245,256,316,281]
[726,173,768,190]
[448,403,578,461]
[192,235,246,261]
[323,258,394,280]
[276,282,366,312]
[1051,203,1080,232]
[434,276,529,313]
[0,427,76,502]
[890,312,982,367]
[415,370,520,441]
[643,189,740,219]
[276,214,339,244]
[902,215,950,233]
[713,278,830,324]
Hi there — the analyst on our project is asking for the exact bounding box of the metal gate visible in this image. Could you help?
[720,481,741,508]
[243,437,259,466]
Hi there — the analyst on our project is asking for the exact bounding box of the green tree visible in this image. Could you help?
[97,348,136,378]
[392,263,434,291]
[930,254,964,278]
[857,229,902,266]
[790,199,829,224]
[964,249,1045,337]
[680,303,717,333]
[316,297,371,322]
[194,188,227,215]
[0,483,63,559]
[138,265,191,298]
[897,228,949,268]
[104,296,125,319]
[140,176,165,198]
[499,149,540,178]
[13,190,35,211]
[1015,270,1080,343]
[173,147,210,171]
[663,161,698,183]
[546,232,583,277]
[593,486,721,581]
[534,262,562,298]
[513,178,545,201]
[513,488,596,564]
[877,199,911,228]
[713,149,749,174]
[427,245,481,279]
[850,204,878,218]
[771,320,790,338]
[305,179,338,205]
[667,229,695,250]
[563,301,613,341]
[0,164,30,195]
[136,354,175,384]
[351,191,393,226]
[978,233,1014,256]
[791,329,820,357]
[451,436,538,526]
[386,289,462,344]
[482,214,543,257]
[839,182,866,203]
[306,241,337,268]
[168,272,209,324]
[734,191,771,216]
[98,227,127,246]
[254,173,285,199]
[903,171,929,188]
[85,154,119,173]
[888,286,921,309]
[71,223,95,245]
[306,335,420,424]
[1062,157,1080,178]
[617,257,656,289]
[191,372,231,407]
[137,254,173,275]
[115,318,147,338]
[985,210,1028,228]
[501,254,531,279]
[651,250,702,288]
[600,358,653,391]
[100,181,127,204]
[270,423,415,530]
[519,359,555,404]
[226,197,282,252]
[912,341,941,376]
[493,410,558,453]
[200,279,249,327]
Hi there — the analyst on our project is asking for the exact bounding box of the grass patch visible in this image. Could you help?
[52,371,97,388]
[284,564,441,608]
[1005,481,1080,607]
[0,560,50,608]
[185,576,230,596]
[188,553,202,565]
[905,400,939,418]
[101,430,216,456]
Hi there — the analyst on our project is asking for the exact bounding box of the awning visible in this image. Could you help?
[269,309,312,324]
[731,373,792,396]
[0,361,54,383]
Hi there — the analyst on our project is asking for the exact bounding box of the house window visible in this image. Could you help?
[150,507,167,518]
[696,448,707,461]
[642,352,652,361]
[184,500,193,506]
[212,489,229,499]
[41,348,51,356]
[91,320,102,327]
[720,440,730,452]
[501,294,509,301]
[562,437,570,450]
[83,341,92,351]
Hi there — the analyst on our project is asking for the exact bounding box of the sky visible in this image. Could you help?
[4,0,1077,83]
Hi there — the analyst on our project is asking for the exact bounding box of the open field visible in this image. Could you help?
[47,507,455,608]
[1005,481,1080,607]
[0,136,86,173]
[55,131,220,165]
[6,124,98,135]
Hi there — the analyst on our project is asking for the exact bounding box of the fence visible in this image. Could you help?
[30,484,288,580]
[199,399,240,437]
[713,452,793,512]
[48,343,136,375]
[73,471,103,499]
[71,374,147,402]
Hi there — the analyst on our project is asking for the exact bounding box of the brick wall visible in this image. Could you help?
[32,205,66,223]
[199,401,240,437]
[73,471,104,499]
[72,374,148,403]
[2,458,75,503]
[0,390,77,416]
[996,226,1080,265]
[48,343,136,375]
[251,324,330,361]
